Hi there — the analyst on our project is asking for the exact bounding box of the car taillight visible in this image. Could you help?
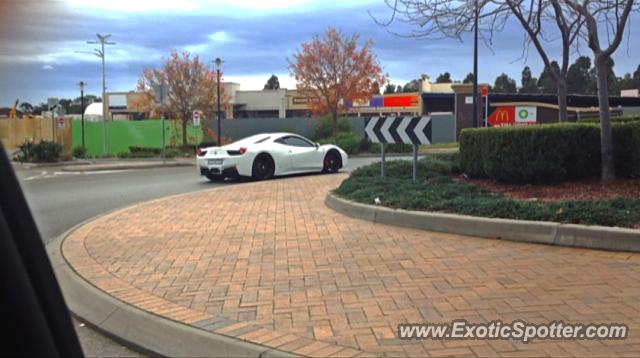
[196,148,207,157]
[239,147,247,154]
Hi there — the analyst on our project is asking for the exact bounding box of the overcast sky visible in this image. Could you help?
[1,0,639,106]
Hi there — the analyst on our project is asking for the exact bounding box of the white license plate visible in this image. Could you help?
[207,159,223,165]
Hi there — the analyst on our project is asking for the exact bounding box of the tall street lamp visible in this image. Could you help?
[86,33,115,157]
[215,57,223,145]
[472,0,479,128]
[77,81,86,147]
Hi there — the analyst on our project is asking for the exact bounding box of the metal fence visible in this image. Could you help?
[203,114,456,143]
[204,117,365,141]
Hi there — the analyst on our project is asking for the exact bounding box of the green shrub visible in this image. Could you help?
[336,132,361,154]
[387,143,414,153]
[72,146,87,158]
[128,146,162,155]
[164,147,186,158]
[577,116,640,124]
[198,140,218,148]
[319,132,362,154]
[14,141,35,162]
[124,146,193,158]
[336,156,640,228]
[313,115,352,140]
[14,140,62,163]
[359,140,415,154]
[459,122,640,183]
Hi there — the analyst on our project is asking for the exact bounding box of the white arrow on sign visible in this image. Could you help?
[365,116,379,143]
[398,116,412,144]
[381,116,395,143]
[415,116,431,145]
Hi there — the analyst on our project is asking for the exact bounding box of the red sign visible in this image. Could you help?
[383,95,419,108]
[481,86,489,97]
[488,106,515,126]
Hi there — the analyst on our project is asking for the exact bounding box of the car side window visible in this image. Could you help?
[284,136,314,147]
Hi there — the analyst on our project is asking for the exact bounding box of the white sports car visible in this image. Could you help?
[196,133,348,181]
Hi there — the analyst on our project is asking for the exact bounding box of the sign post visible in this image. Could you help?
[481,86,489,127]
[412,144,418,181]
[56,108,66,150]
[380,143,386,178]
[192,111,201,128]
[193,110,202,147]
[365,116,433,181]
[153,83,169,164]
[47,98,59,143]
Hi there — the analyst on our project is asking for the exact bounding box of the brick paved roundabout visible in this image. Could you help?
[62,173,640,357]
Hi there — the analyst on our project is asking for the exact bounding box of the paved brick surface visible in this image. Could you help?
[63,174,640,357]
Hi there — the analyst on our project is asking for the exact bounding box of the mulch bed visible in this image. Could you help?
[457,175,640,202]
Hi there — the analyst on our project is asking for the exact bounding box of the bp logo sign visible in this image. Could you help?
[515,106,537,123]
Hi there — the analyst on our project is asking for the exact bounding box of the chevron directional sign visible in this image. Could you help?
[364,116,432,145]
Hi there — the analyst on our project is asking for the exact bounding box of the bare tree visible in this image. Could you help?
[373,0,509,40]
[375,0,583,122]
[505,0,583,122]
[564,0,638,181]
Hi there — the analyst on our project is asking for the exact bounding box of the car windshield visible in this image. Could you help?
[5,1,640,357]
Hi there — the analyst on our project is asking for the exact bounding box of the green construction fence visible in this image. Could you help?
[71,119,204,156]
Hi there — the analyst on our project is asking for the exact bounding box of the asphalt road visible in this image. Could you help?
[13,155,409,357]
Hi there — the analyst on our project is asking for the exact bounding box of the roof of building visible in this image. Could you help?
[84,102,103,116]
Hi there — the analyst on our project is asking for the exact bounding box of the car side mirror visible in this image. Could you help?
[315,142,319,149]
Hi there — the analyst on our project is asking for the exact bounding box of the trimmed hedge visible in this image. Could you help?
[14,140,62,163]
[313,116,353,140]
[318,132,360,154]
[459,121,640,183]
[577,116,640,124]
[335,154,640,227]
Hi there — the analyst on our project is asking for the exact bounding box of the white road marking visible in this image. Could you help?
[23,170,131,181]
[381,117,396,143]
[398,117,412,144]
[24,171,48,181]
[365,116,379,143]
[415,116,431,145]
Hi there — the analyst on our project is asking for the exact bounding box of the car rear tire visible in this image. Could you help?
[252,154,275,180]
[322,150,341,173]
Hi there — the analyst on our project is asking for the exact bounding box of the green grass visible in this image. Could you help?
[72,119,204,156]
[334,154,640,228]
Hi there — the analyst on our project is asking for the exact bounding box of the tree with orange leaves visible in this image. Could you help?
[136,51,226,147]
[289,27,387,137]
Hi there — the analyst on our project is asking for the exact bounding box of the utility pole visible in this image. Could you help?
[86,34,115,157]
[78,81,86,147]
[472,0,479,128]
[214,57,223,145]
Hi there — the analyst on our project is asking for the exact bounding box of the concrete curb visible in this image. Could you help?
[46,205,298,357]
[349,148,457,159]
[61,161,193,172]
[12,160,93,168]
[325,192,640,252]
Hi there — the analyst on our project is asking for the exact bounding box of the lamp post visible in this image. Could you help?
[77,81,86,147]
[472,0,479,128]
[85,33,115,157]
[215,57,223,145]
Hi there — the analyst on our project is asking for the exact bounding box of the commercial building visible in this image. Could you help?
[101,74,640,131]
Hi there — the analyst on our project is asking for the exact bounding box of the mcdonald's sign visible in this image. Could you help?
[487,106,537,126]
[488,106,515,126]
